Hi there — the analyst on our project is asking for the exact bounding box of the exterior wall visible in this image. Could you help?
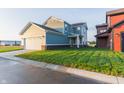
[97,37,108,48]
[72,25,81,34]
[46,31,69,45]
[72,25,87,45]
[64,22,71,35]
[107,14,124,52]
[96,26,107,34]
[46,22,72,48]
[20,24,46,50]
[45,17,64,33]
[108,14,124,26]
[96,32,111,49]
[81,26,87,45]
[113,25,124,52]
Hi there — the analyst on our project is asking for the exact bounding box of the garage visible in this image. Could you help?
[24,37,42,50]
[20,22,46,50]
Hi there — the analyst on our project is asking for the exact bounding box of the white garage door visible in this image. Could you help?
[25,37,42,50]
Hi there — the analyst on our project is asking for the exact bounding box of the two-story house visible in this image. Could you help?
[96,8,124,52]
[20,16,88,50]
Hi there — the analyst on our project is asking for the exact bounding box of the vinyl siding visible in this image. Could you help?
[20,24,46,46]
[64,22,72,35]
[45,17,64,33]
[46,31,69,45]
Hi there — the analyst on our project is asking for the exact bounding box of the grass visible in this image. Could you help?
[16,48,124,77]
[0,46,23,53]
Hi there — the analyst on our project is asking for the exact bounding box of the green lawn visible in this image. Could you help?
[0,46,22,53]
[16,48,124,77]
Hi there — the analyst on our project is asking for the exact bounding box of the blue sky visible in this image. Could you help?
[0,8,115,41]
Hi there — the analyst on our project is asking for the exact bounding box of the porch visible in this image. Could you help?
[68,34,83,48]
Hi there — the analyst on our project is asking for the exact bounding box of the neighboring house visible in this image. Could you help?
[0,40,21,46]
[95,8,124,52]
[20,16,88,50]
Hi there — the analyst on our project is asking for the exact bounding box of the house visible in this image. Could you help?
[95,8,124,52]
[20,16,88,50]
[0,40,21,46]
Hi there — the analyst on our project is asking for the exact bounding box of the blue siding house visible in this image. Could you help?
[20,16,88,50]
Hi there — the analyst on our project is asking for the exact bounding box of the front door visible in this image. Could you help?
[121,33,124,52]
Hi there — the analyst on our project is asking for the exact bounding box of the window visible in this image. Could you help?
[100,30,106,33]
[65,24,68,31]
[77,27,81,30]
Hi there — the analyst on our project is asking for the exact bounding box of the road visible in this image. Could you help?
[0,56,106,84]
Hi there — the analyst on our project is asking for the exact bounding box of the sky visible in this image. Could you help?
[0,8,115,41]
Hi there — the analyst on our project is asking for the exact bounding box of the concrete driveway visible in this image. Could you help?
[0,51,105,84]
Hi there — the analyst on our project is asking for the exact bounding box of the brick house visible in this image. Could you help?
[96,8,124,52]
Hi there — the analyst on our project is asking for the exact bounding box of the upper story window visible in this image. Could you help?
[77,26,81,31]
[100,29,106,33]
[65,24,68,31]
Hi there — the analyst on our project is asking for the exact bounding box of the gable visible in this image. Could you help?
[20,23,46,38]
[44,16,64,29]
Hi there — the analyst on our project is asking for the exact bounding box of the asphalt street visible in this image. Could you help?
[0,57,105,84]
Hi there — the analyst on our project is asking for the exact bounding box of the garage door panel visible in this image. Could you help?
[25,37,42,50]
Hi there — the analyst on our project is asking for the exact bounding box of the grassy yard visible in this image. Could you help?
[16,48,124,77]
[0,46,23,53]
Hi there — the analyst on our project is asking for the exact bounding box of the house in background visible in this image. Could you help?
[20,16,88,50]
[95,8,124,52]
[0,40,21,46]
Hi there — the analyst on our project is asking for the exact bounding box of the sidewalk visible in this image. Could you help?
[0,50,124,84]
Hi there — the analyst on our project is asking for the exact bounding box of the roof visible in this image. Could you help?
[95,31,109,38]
[20,22,32,35]
[106,8,124,16]
[96,23,108,28]
[20,16,88,35]
[43,16,71,26]
[20,22,63,35]
[72,22,86,26]
[33,23,63,33]
[43,16,64,25]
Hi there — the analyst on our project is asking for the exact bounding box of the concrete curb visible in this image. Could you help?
[0,51,124,84]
